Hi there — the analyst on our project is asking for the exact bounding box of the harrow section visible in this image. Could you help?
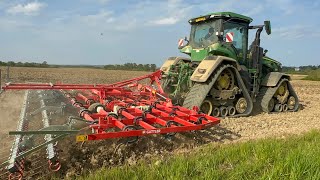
[0,70,220,179]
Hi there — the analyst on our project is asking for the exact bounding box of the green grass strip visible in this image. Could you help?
[79,130,320,180]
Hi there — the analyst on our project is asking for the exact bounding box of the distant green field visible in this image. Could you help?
[79,130,320,180]
[303,70,320,81]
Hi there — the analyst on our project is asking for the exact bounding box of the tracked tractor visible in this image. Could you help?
[160,12,299,117]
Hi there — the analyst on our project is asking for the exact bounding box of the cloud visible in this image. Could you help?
[149,0,191,26]
[7,1,46,15]
[273,25,320,40]
[153,17,179,25]
[97,0,110,4]
[81,10,115,26]
[244,4,264,17]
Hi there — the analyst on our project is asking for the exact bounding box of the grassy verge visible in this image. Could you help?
[302,70,320,81]
[79,131,320,180]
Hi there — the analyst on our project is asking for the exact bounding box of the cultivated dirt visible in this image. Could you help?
[0,67,319,179]
[0,91,24,163]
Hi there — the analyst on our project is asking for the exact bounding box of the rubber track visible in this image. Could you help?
[257,78,299,113]
[183,64,253,117]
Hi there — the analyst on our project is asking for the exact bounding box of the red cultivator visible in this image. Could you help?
[0,70,219,179]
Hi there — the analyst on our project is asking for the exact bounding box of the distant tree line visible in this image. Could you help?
[283,65,320,73]
[104,63,157,71]
[0,61,49,68]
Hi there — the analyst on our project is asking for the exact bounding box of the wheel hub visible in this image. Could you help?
[216,68,235,90]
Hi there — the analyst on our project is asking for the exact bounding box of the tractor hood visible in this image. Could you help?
[263,56,282,72]
[180,42,238,61]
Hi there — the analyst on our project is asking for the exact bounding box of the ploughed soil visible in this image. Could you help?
[0,67,319,179]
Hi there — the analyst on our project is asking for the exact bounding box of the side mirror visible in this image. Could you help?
[184,36,189,43]
[263,49,268,56]
[264,20,271,35]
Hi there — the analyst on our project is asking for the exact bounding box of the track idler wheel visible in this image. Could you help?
[200,98,213,115]
[287,96,296,110]
[235,97,248,114]
[274,104,283,112]
[220,107,228,117]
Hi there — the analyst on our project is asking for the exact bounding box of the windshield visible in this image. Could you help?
[223,21,248,62]
[189,19,221,48]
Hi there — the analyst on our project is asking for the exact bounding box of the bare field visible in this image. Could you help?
[0,67,320,179]
[288,74,308,80]
[0,67,149,84]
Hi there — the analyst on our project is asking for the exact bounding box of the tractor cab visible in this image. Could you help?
[179,12,252,64]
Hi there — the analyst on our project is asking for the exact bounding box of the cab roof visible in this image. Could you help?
[189,11,253,24]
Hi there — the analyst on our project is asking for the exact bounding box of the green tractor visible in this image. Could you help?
[160,12,299,117]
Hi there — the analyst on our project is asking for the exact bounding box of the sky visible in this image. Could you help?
[0,0,319,67]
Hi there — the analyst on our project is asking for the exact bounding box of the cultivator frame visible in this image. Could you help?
[0,70,220,179]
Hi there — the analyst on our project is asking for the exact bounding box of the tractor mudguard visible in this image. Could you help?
[190,55,240,82]
[160,57,191,74]
[261,72,291,87]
